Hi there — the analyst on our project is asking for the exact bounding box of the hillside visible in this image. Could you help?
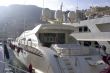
[0,5,43,39]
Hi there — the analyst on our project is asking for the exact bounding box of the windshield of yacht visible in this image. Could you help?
[39,33,65,47]
[38,33,76,47]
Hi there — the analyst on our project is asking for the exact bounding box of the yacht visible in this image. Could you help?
[9,8,109,73]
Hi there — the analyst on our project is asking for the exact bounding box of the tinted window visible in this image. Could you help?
[79,27,82,32]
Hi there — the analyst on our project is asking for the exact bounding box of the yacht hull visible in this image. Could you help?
[13,46,49,73]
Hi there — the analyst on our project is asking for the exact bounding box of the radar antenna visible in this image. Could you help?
[60,2,63,11]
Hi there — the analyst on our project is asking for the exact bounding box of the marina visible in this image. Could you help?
[0,0,110,73]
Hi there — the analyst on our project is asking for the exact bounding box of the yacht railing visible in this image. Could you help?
[0,61,29,73]
[76,14,110,23]
[14,39,102,56]
[52,44,102,56]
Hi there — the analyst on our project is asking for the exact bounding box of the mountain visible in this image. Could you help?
[0,5,43,39]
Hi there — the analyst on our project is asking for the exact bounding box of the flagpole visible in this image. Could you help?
[60,2,63,11]
[43,0,44,8]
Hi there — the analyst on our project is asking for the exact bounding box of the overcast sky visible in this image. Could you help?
[0,0,110,10]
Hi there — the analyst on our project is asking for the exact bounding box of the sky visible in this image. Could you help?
[0,0,110,11]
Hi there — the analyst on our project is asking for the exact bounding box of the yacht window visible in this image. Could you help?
[108,41,110,44]
[79,27,82,32]
[28,39,31,41]
[84,26,88,32]
[84,41,91,46]
[22,38,26,40]
[94,41,99,48]
[85,57,92,60]
[39,33,65,47]
[78,41,81,45]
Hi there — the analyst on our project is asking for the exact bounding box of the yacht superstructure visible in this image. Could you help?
[70,16,110,53]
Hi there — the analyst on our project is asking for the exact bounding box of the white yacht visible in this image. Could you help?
[9,8,109,73]
[70,15,110,53]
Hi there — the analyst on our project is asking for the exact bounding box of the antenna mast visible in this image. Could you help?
[76,0,80,23]
[60,2,63,11]
[43,0,44,8]
[76,0,78,10]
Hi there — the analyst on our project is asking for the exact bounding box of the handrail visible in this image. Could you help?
[0,61,29,73]
[54,45,101,56]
